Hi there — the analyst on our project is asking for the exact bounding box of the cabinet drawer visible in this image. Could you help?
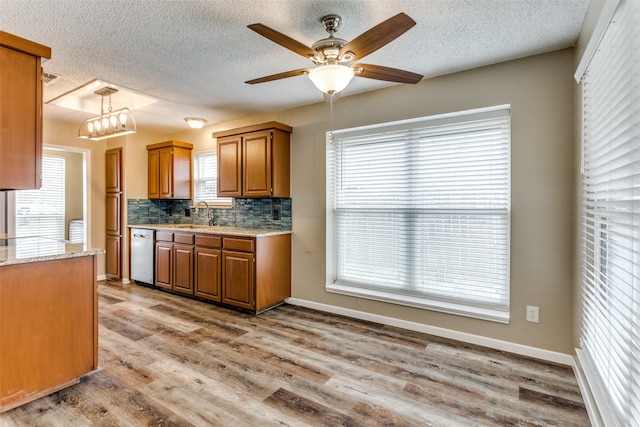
[174,233,195,244]
[223,237,254,253]
[156,231,173,242]
[195,235,222,248]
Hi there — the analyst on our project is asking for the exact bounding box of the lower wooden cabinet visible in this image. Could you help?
[155,242,172,289]
[152,230,291,313]
[173,244,194,295]
[222,250,254,310]
[105,234,121,278]
[0,255,97,412]
[195,247,221,302]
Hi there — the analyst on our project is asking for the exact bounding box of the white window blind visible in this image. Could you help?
[327,106,511,323]
[15,154,65,239]
[193,150,231,206]
[579,1,640,425]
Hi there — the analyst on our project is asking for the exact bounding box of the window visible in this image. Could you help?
[578,0,640,425]
[327,105,511,323]
[193,150,231,206]
[15,154,65,239]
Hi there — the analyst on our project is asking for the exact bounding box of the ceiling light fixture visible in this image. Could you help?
[78,87,136,140]
[308,64,355,94]
[184,117,207,129]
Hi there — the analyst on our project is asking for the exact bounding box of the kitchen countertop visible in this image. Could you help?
[0,236,105,267]
[127,224,292,237]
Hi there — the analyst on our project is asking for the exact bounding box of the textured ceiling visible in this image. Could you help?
[2,0,590,134]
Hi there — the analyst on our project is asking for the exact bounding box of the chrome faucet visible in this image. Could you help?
[190,200,210,225]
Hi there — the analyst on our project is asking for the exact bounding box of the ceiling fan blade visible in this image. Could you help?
[248,23,317,59]
[353,63,423,84]
[245,68,311,85]
[339,13,416,61]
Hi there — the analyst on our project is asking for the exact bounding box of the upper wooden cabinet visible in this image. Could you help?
[146,140,193,199]
[213,122,292,198]
[0,31,51,191]
[105,148,122,193]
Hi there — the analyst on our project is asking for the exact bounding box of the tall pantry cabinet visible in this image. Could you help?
[0,31,51,190]
[105,147,123,279]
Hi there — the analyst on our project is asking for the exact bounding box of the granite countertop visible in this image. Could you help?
[127,224,291,237]
[0,236,105,267]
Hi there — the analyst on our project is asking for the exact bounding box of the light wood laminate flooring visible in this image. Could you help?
[1,281,590,426]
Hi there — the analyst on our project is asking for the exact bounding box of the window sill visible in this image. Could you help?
[326,283,510,324]
[200,201,233,209]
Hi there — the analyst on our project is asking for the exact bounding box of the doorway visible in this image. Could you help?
[5,145,90,246]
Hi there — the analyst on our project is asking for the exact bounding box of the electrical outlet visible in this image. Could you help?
[273,209,281,220]
[526,305,539,323]
[185,208,191,217]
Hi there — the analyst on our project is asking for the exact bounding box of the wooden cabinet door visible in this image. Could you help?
[243,131,272,197]
[105,147,122,280]
[0,46,42,190]
[105,148,122,192]
[222,250,254,310]
[105,193,121,236]
[158,147,173,198]
[217,136,242,197]
[105,234,121,278]
[173,244,194,295]
[148,149,160,199]
[195,247,221,302]
[155,243,172,289]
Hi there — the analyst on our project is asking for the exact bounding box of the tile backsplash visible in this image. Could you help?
[127,198,291,230]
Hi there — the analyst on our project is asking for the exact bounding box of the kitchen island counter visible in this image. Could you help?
[0,236,104,267]
[0,236,102,413]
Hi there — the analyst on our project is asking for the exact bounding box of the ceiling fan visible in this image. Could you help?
[245,13,423,97]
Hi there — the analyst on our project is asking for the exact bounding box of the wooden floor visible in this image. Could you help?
[2,281,590,426]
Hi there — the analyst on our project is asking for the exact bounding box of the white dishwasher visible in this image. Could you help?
[130,228,155,286]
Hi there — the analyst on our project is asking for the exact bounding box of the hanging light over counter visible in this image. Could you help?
[78,87,136,140]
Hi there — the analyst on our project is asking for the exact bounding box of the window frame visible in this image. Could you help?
[326,105,511,323]
[192,148,232,208]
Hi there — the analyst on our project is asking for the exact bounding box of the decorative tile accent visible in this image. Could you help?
[127,198,292,230]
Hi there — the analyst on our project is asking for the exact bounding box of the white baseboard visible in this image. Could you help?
[97,274,107,281]
[285,297,574,366]
[572,350,605,427]
[122,278,130,284]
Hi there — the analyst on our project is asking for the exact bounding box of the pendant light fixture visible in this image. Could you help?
[78,87,136,140]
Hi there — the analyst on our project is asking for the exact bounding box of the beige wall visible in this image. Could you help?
[44,48,576,353]
[286,49,576,354]
[169,49,576,354]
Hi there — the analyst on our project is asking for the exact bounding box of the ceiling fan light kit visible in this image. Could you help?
[309,64,355,94]
[246,12,423,98]
[78,87,136,140]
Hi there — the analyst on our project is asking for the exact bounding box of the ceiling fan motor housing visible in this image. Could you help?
[321,14,342,34]
[312,15,355,64]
